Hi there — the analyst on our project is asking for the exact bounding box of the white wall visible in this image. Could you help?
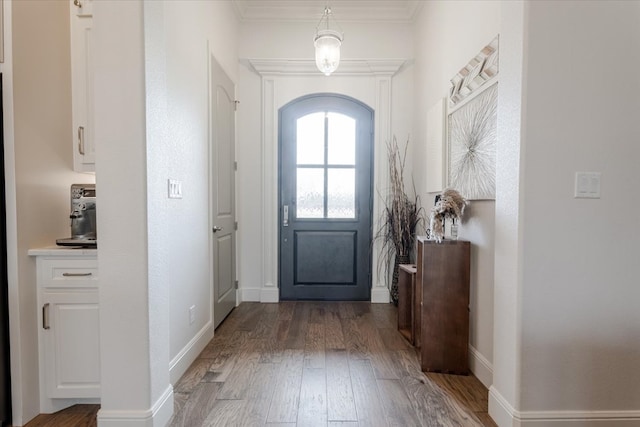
[492,1,640,425]
[8,1,95,423]
[94,0,239,424]
[412,1,501,387]
[236,19,414,301]
[159,0,239,380]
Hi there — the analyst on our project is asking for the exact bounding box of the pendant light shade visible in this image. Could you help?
[314,6,343,76]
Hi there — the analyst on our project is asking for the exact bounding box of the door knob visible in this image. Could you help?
[212,226,223,233]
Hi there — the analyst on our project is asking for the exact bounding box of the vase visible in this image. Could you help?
[391,254,410,306]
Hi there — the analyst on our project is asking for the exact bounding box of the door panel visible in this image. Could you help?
[279,94,374,300]
[210,54,236,328]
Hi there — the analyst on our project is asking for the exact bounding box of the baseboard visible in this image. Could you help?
[260,287,279,303]
[240,287,261,302]
[97,385,173,427]
[489,386,640,427]
[489,386,518,427]
[239,287,279,303]
[169,320,214,385]
[371,286,390,303]
[468,344,493,389]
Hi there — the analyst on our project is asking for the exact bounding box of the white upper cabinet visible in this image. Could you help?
[70,0,95,172]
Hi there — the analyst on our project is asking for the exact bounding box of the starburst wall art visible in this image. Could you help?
[447,82,497,200]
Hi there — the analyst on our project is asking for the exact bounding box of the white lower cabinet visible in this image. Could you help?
[30,249,100,413]
[42,290,100,398]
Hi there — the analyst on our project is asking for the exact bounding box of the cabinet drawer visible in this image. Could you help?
[38,259,98,288]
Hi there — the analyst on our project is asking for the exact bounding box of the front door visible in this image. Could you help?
[279,94,374,300]
[210,54,236,328]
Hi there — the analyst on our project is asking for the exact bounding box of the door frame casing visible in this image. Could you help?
[244,59,407,303]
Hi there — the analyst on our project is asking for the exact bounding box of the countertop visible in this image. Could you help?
[28,246,98,256]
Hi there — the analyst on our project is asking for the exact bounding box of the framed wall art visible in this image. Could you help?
[447,35,499,200]
[447,83,497,200]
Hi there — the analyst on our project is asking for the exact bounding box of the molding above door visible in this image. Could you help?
[244,57,409,304]
[246,58,409,76]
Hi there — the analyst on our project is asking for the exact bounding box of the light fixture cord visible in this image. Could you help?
[315,4,343,36]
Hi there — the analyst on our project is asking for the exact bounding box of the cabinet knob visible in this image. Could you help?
[73,0,82,7]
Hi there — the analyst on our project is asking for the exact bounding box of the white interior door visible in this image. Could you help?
[210,52,236,328]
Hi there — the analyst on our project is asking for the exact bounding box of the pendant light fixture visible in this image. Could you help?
[314,5,343,76]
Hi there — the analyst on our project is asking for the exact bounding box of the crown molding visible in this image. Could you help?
[232,0,423,23]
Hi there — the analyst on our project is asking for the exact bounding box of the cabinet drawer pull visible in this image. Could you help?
[62,272,93,277]
[78,126,85,155]
[43,303,50,330]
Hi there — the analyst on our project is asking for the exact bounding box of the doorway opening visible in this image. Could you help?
[279,94,374,301]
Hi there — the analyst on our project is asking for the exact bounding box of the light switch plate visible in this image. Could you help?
[168,179,183,199]
[574,172,601,199]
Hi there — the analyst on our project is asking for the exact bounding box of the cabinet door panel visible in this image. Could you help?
[70,7,94,171]
[43,291,100,398]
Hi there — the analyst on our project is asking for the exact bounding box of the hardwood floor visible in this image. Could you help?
[24,302,496,427]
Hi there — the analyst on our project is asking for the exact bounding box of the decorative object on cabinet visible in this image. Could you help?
[429,188,467,243]
[377,136,425,305]
[29,248,100,414]
[448,82,497,200]
[417,239,470,375]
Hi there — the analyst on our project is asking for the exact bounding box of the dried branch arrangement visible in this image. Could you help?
[377,136,425,303]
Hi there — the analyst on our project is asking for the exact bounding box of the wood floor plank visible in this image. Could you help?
[284,302,311,349]
[324,305,346,350]
[342,318,370,360]
[297,367,328,427]
[237,302,266,332]
[378,326,412,351]
[169,382,221,427]
[377,378,422,426]
[201,399,244,426]
[251,303,280,339]
[267,349,304,423]
[337,302,356,319]
[349,359,387,427]
[276,301,296,321]
[308,303,326,324]
[370,303,397,329]
[202,349,239,383]
[393,350,484,427]
[173,392,190,417]
[216,340,262,399]
[425,372,488,412]
[326,349,357,423]
[304,322,326,369]
[237,362,279,426]
[173,357,214,393]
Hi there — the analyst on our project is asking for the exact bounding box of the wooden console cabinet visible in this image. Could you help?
[397,264,417,345]
[417,238,470,375]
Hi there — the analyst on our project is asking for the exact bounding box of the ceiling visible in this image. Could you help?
[231,0,423,23]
